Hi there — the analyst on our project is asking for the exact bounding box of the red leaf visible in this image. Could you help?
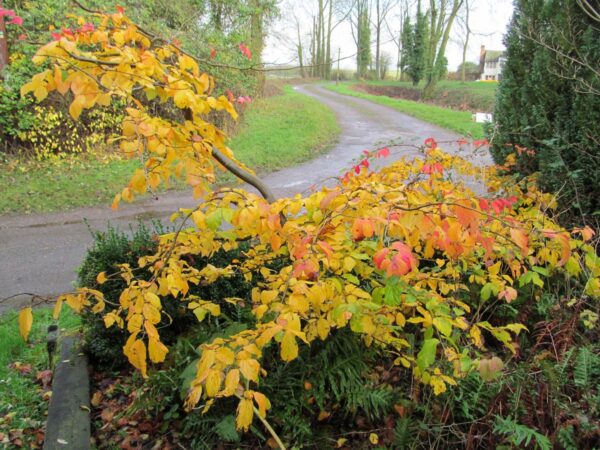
[226,89,234,103]
[8,16,23,26]
[0,8,16,18]
[376,147,390,158]
[239,43,252,59]
[80,23,94,33]
[210,48,217,59]
[116,5,125,14]
[373,248,390,269]
[424,137,437,148]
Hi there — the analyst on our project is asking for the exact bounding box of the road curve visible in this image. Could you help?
[0,83,487,312]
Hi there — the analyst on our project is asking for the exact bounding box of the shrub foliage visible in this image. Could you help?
[490,0,600,223]
[17,6,600,448]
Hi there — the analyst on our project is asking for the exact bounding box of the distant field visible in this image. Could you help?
[357,80,498,113]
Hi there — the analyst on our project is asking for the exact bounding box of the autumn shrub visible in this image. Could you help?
[77,222,273,369]
[18,9,600,448]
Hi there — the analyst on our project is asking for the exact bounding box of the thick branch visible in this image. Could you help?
[211,147,277,203]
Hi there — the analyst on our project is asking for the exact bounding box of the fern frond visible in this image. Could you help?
[493,416,552,450]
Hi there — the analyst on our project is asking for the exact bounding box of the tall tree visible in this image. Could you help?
[399,14,413,79]
[373,0,397,79]
[407,0,428,85]
[422,0,463,98]
[357,1,372,78]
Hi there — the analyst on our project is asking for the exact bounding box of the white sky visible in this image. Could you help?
[263,0,514,72]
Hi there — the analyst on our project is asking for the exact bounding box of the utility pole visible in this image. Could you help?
[0,0,9,73]
[336,48,340,85]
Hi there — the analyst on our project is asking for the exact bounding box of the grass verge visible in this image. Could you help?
[0,85,339,214]
[363,79,498,112]
[0,307,81,447]
[325,82,486,140]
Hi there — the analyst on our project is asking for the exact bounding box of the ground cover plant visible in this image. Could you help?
[325,82,486,139]
[13,4,600,449]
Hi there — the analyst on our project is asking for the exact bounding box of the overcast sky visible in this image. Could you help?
[263,0,514,73]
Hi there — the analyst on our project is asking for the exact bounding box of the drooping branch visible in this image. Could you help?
[211,146,277,203]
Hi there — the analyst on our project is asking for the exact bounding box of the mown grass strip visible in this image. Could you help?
[325,82,485,140]
[0,85,340,214]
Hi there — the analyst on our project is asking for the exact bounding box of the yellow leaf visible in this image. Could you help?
[239,358,260,382]
[369,433,379,444]
[216,347,235,365]
[336,438,348,448]
[69,94,86,120]
[281,331,298,361]
[18,307,33,342]
[148,337,168,363]
[205,369,223,397]
[127,313,143,332]
[130,169,147,194]
[52,298,63,320]
[125,337,148,378]
[252,391,271,418]
[236,398,254,431]
[316,317,330,340]
[96,271,107,284]
[223,369,240,395]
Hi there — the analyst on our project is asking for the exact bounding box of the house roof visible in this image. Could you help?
[485,50,505,62]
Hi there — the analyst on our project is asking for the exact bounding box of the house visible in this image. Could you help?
[479,45,506,81]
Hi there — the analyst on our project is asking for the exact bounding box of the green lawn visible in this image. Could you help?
[0,308,81,446]
[0,85,339,214]
[325,82,486,139]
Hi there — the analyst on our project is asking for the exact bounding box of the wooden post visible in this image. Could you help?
[0,0,10,72]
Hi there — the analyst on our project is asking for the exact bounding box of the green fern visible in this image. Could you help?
[215,415,240,443]
[556,425,578,450]
[393,416,418,449]
[573,346,599,388]
[493,416,552,450]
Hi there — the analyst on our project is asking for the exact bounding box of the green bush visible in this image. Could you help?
[490,0,600,224]
[77,222,259,369]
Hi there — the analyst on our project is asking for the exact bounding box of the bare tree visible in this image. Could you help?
[423,0,464,98]
[373,0,398,79]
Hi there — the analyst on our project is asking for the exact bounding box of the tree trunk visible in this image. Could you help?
[0,0,9,72]
[297,22,305,78]
[460,0,470,83]
[325,0,333,79]
[375,0,381,79]
[423,0,463,98]
[249,0,265,93]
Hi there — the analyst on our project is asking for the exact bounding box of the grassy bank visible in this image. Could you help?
[325,82,486,140]
[362,80,498,112]
[0,85,339,214]
[0,308,80,447]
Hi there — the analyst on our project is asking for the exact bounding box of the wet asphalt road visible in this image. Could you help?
[0,84,489,312]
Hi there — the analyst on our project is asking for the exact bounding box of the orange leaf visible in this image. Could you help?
[510,228,529,257]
